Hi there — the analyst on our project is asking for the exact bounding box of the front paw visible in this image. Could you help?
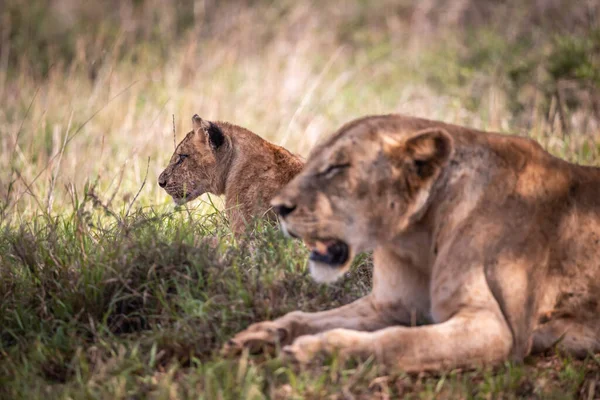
[282,334,325,364]
[282,329,368,365]
[222,321,290,357]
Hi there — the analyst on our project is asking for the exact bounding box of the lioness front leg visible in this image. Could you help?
[283,307,513,371]
[223,249,429,356]
[222,294,409,356]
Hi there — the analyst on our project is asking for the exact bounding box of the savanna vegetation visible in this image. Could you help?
[1,0,599,398]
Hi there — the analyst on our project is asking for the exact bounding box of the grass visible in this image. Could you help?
[1,203,600,399]
[1,0,600,398]
[2,202,599,399]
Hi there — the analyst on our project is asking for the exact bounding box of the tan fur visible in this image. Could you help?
[158,115,304,233]
[223,114,600,371]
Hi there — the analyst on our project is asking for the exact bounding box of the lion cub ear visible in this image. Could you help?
[192,114,225,149]
[384,128,453,179]
[192,114,209,131]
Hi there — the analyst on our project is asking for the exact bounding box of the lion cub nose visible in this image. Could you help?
[158,177,167,188]
[272,202,297,218]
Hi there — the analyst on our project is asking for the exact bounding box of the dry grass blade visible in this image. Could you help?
[125,156,150,218]
[173,114,176,151]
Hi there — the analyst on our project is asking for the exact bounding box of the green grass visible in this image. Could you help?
[1,200,599,399]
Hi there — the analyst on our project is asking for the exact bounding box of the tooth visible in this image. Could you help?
[315,241,328,255]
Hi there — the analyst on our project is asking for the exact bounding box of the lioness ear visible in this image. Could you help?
[384,128,453,179]
[192,114,225,149]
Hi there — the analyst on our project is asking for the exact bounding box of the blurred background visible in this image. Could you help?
[1,0,599,218]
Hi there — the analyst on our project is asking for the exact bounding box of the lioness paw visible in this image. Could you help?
[282,334,325,364]
[222,321,289,357]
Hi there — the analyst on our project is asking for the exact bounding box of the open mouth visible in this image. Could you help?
[305,239,350,267]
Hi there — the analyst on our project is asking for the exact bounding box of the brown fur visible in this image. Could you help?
[158,115,304,232]
[223,114,600,371]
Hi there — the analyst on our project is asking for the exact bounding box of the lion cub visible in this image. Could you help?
[158,115,304,233]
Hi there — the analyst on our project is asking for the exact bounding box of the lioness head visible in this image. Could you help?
[271,115,454,283]
[158,115,230,204]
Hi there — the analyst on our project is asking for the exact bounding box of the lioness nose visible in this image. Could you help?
[158,177,167,188]
[273,203,296,218]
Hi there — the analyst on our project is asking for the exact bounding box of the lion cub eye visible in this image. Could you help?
[317,163,350,179]
[176,154,189,166]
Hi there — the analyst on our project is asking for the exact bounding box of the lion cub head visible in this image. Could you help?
[271,115,454,283]
[159,115,230,204]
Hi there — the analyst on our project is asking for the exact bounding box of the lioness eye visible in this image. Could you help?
[318,163,350,178]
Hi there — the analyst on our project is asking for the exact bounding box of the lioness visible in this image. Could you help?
[158,115,304,232]
[223,114,600,371]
